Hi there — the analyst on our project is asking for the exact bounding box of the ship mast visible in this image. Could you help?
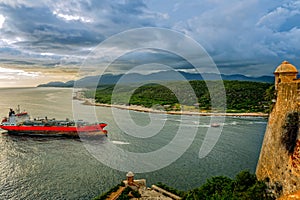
[16,105,20,114]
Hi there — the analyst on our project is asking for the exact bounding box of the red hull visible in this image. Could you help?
[0,123,107,137]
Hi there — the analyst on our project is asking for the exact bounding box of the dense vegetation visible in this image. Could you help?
[182,171,274,199]
[93,182,125,200]
[282,112,299,154]
[155,182,186,197]
[94,171,274,200]
[92,181,140,200]
[116,187,141,200]
[85,80,274,113]
[156,171,273,199]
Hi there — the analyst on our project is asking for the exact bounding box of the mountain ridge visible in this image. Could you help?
[38,71,274,87]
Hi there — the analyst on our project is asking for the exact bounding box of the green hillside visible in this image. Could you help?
[84,80,274,113]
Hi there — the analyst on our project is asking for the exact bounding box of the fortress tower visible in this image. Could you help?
[256,61,300,197]
[274,61,298,90]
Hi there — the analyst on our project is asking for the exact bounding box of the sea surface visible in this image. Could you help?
[0,87,267,199]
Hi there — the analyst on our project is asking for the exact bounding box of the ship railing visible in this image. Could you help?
[1,122,16,126]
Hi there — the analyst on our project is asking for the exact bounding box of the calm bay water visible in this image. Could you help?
[0,87,267,199]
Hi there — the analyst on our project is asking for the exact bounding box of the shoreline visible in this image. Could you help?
[74,94,269,118]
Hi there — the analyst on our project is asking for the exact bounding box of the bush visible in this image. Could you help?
[116,193,130,200]
[155,182,185,197]
[182,170,274,200]
[117,187,132,200]
[282,112,299,154]
[131,190,141,198]
[93,182,124,200]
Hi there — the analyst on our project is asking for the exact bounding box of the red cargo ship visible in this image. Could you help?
[0,107,107,137]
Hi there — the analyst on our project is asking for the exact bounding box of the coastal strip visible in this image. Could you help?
[74,92,269,118]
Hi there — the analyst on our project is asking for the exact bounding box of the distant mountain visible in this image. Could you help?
[38,81,74,87]
[38,71,274,88]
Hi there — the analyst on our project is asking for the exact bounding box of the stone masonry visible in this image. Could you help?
[256,61,300,197]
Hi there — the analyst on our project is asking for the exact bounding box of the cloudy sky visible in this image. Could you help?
[0,0,299,87]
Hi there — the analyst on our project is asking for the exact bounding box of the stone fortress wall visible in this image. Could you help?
[256,61,300,197]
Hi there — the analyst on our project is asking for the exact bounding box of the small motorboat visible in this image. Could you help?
[210,123,221,127]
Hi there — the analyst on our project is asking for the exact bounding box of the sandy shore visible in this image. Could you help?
[74,93,269,118]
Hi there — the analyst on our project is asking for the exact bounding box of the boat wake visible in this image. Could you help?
[111,140,130,145]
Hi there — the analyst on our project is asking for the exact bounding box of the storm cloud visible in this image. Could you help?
[0,0,299,76]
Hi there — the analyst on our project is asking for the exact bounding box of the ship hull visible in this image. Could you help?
[0,124,107,138]
[3,131,107,138]
[1,107,108,138]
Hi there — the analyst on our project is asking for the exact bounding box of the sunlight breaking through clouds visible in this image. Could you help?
[0,67,41,80]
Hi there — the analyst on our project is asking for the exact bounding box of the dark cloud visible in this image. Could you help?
[0,0,299,76]
[105,48,194,74]
[1,4,103,46]
[172,0,300,75]
[0,0,170,69]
